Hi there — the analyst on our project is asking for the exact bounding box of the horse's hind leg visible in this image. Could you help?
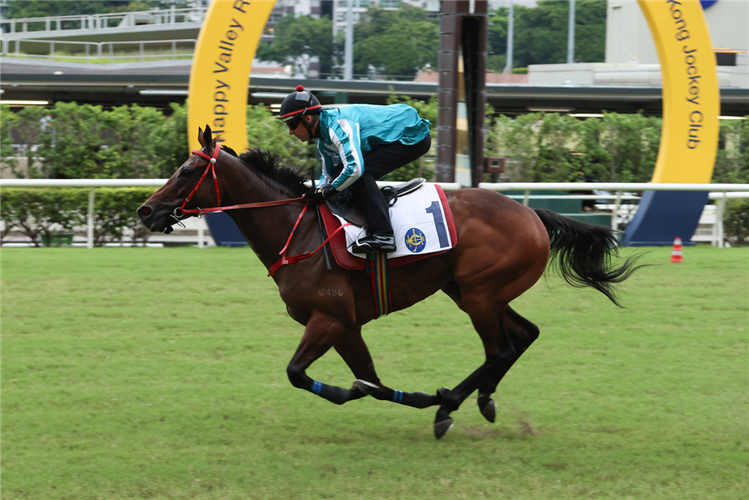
[433,299,541,437]
[334,328,443,409]
[433,297,517,438]
[476,305,540,423]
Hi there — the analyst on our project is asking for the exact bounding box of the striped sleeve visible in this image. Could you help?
[327,118,364,191]
[316,141,335,187]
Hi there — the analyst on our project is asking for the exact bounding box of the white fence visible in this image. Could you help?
[1,180,748,248]
[478,182,749,248]
[1,38,197,62]
[0,8,206,36]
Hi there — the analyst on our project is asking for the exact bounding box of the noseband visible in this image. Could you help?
[165,143,346,277]
[170,143,306,223]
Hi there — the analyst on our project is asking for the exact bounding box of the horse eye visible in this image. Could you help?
[179,167,194,178]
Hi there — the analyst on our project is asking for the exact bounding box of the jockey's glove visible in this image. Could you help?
[304,186,337,202]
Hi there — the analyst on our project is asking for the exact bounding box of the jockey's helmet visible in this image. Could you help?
[278,85,321,129]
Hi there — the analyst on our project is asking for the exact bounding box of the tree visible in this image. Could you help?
[353,6,438,78]
[1,105,50,179]
[487,7,509,72]
[7,1,188,19]
[713,118,749,184]
[1,105,20,175]
[488,1,607,69]
[255,15,336,76]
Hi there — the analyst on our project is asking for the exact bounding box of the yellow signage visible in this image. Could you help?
[638,0,720,183]
[187,0,276,152]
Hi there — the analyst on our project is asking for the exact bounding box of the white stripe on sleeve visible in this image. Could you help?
[334,119,363,190]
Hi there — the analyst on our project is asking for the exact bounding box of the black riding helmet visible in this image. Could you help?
[278,85,321,138]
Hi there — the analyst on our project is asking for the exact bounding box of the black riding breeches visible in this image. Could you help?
[350,135,431,235]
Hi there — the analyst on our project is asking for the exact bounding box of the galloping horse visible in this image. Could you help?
[138,126,640,438]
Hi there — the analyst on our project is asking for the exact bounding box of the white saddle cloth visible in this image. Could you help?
[333,184,455,259]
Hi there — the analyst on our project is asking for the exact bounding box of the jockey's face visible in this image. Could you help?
[288,115,316,142]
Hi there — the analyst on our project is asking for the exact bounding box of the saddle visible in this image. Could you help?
[325,177,426,228]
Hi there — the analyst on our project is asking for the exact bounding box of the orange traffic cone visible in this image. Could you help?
[670,237,683,263]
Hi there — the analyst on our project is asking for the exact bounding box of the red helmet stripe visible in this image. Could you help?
[279,104,321,120]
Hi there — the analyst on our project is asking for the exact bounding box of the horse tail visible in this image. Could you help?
[534,209,643,307]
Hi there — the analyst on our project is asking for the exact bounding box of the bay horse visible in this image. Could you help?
[137,126,640,439]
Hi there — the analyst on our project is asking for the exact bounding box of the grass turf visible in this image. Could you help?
[2,245,747,499]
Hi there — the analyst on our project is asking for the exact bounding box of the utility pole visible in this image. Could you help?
[567,0,576,64]
[502,0,514,74]
[344,0,353,80]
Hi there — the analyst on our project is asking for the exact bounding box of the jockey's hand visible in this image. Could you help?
[304,186,337,202]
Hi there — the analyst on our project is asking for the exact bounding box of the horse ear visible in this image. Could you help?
[197,127,206,147]
[203,125,213,148]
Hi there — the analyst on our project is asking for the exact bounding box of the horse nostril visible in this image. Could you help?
[137,205,152,218]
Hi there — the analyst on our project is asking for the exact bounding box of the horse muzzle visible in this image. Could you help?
[137,204,176,234]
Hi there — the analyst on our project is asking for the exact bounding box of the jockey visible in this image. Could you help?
[279,85,431,254]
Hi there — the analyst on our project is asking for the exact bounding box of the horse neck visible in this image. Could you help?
[219,157,307,268]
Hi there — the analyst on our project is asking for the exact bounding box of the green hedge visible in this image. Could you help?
[1,188,155,247]
[724,199,749,246]
[3,186,746,247]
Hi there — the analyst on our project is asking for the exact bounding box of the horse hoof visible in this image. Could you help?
[434,418,454,439]
[353,379,378,396]
[478,397,497,423]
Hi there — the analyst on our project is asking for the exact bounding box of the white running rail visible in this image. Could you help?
[0,8,206,36]
[1,180,747,249]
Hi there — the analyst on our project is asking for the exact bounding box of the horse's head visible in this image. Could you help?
[137,125,227,234]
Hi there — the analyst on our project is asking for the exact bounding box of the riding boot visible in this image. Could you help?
[351,173,395,253]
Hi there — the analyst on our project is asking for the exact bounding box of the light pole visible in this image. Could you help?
[502,0,514,74]
[567,0,576,64]
[344,0,353,80]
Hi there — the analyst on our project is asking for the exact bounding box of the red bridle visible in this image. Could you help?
[171,143,304,220]
[168,143,348,277]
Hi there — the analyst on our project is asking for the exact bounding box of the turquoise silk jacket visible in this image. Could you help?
[316,104,431,191]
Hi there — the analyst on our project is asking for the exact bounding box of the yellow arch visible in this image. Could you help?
[638,0,720,183]
[188,1,719,184]
[187,0,276,152]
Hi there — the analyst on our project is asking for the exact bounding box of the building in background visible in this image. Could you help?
[529,0,748,89]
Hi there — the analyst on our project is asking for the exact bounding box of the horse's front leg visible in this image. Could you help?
[334,328,445,409]
[286,311,375,405]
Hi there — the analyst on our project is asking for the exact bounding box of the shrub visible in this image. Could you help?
[0,187,155,247]
[713,117,749,184]
[489,112,662,183]
[0,188,87,246]
[93,188,156,246]
[723,198,749,246]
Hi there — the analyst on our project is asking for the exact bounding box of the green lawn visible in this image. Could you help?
[2,245,747,499]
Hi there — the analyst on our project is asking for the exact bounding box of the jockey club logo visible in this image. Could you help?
[405,228,426,253]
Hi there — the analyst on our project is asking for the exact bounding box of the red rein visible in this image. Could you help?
[175,145,305,217]
[174,145,348,277]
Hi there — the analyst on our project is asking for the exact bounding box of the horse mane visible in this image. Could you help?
[222,146,308,196]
